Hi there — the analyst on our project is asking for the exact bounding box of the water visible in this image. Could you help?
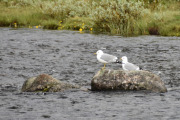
[0,28,180,120]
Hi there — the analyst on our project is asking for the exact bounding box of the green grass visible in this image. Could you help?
[0,4,42,27]
[0,0,179,36]
[160,14,180,36]
[0,2,60,28]
[134,9,180,36]
[63,17,94,30]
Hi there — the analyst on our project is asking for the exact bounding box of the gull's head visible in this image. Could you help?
[121,56,128,63]
[94,50,104,55]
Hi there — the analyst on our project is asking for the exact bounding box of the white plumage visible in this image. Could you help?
[95,50,118,69]
[121,56,140,71]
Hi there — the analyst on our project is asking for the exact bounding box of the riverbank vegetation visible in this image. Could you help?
[0,0,179,36]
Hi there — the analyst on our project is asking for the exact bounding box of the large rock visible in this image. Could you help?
[21,74,81,92]
[91,69,167,93]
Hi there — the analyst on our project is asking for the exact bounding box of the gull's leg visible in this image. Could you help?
[104,63,106,68]
[101,63,106,70]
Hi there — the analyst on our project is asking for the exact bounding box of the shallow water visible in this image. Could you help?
[0,28,180,120]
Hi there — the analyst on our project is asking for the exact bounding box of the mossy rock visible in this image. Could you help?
[21,74,80,92]
[91,69,167,93]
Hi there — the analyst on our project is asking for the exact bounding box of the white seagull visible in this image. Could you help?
[94,50,119,69]
[121,56,140,71]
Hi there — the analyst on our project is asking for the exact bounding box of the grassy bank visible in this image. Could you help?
[0,0,179,36]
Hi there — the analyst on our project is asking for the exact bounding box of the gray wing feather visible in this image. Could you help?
[100,53,117,62]
[125,62,139,70]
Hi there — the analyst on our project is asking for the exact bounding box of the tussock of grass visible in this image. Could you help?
[0,4,42,27]
[160,13,180,36]
[0,0,179,36]
[63,17,94,30]
[42,20,59,29]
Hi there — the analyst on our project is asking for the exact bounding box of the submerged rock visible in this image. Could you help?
[91,69,167,93]
[21,74,80,92]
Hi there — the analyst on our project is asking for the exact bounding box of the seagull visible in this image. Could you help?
[94,50,119,69]
[121,56,140,71]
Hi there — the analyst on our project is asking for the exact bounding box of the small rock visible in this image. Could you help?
[21,74,80,92]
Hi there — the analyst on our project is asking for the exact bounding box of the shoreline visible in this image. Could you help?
[0,0,179,36]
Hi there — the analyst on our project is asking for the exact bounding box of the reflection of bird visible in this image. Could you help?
[94,50,119,69]
[121,56,140,71]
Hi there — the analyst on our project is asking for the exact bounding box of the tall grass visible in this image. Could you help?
[90,0,145,36]
[0,2,52,27]
[0,0,179,36]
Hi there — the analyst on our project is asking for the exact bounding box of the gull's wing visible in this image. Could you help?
[124,62,139,70]
[100,53,118,63]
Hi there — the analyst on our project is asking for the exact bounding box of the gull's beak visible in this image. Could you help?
[120,58,122,61]
[94,53,97,55]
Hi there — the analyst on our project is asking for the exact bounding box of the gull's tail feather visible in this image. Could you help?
[115,60,122,64]
[139,66,143,70]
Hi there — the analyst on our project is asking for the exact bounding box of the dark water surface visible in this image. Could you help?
[0,28,180,120]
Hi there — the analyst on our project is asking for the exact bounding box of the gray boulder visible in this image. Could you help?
[91,69,167,93]
[22,74,81,92]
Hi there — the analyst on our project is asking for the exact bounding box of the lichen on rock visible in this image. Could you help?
[91,69,167,93]
[21,74,80,92]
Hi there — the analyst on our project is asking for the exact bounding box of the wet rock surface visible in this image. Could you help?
[0,28,180,120]
[92,69,167,92]
[22,74,80,92]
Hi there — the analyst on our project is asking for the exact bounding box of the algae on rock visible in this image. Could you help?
[91,69,167,93]
[21,74,80,92]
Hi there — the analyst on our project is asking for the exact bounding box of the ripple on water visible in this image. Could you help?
[0,28,180,120]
